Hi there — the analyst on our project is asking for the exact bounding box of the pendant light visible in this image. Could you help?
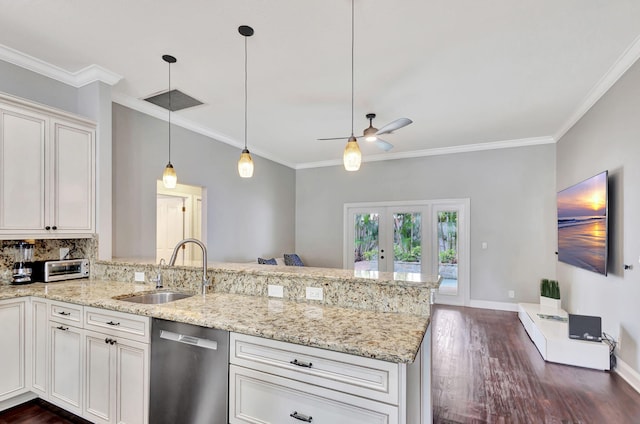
[238,25,255,178]
[162,54,177,188]
[343,0,362,172]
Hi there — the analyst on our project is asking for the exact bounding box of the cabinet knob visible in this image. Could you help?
[45,226,51,230]
[52,225,57,230]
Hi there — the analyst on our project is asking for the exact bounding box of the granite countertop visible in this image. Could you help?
[0,279,429,364]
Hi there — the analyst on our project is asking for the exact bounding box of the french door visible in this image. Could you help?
[344,200,469,306]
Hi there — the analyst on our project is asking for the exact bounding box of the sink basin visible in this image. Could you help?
[118,291,193,305]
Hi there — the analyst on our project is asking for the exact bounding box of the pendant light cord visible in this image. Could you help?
[350,0,355,137]
[168,59,172,164]
[244,35,248,150]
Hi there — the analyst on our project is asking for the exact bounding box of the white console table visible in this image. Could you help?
[518,303,609,371]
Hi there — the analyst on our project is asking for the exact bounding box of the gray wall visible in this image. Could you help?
[295,145,557,304]
[112,103,295,262]
[556,59,640,375]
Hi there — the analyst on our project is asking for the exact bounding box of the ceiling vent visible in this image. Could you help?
[143,89,203,111]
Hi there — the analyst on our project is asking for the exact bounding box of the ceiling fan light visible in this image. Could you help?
[238,148,254,178]
[162,162,177,188]
[343,137,361,171]
[363,124,378,142]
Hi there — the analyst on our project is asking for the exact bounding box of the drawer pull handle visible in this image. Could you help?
[104,338,117,345]
[290,411,312,422]
[57,326,68,331]
[106,321,120,326]
[58,311,71,316]
[290,359,313,368]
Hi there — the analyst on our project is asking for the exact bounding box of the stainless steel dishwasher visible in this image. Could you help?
[150,318,229,424]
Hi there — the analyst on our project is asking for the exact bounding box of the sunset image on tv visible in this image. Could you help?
[557,171,607,275]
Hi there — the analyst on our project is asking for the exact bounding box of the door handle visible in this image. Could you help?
[290,411,312,422]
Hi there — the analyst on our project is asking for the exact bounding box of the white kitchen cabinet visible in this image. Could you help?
[229,333,415,424]
[49,319,84,416]
[0,298,27,402]
[0,94,96,238]
[30,298,48,398]
[84,308,150,424]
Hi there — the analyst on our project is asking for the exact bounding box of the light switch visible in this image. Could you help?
[134,272,145,282]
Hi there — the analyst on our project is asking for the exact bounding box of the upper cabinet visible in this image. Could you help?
[0,95,96,239]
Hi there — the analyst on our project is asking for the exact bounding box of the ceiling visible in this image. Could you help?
[1,0,640,169]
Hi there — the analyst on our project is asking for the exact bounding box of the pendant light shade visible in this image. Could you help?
[238,25,255,178]
[162,54,177,188]
[163,163,177,188]
[238,148,254,178]
[343,136,362,171]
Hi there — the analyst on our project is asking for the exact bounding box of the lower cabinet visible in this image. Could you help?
[12,298,151,424]
[0,298,27,402]
[84,329,149,424]
[229,333,410,424]
[230,365,398,424]
[49,319,84,416]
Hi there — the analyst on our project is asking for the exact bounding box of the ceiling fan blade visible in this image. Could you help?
[317,136,350,141]
[375,138,394,151]
[376,118,413,136]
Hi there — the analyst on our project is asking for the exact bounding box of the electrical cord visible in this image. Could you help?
[602,332,617,369]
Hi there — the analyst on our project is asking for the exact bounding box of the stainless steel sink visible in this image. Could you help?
[117,291,193,305]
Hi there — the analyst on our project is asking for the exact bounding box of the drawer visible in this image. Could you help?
[229,365,398,424]
[230,333,399,405]
[49,300,83,327]
[84,306,150,343]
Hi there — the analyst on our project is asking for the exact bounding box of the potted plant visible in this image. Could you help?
[540,278,561,309]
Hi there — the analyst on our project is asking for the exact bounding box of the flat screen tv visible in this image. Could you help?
[557,171,608,275]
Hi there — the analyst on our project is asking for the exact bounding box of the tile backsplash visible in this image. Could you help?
[0,236,97,283]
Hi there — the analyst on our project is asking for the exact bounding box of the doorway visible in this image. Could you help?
[156,181,205,265]
[344,199,469,306]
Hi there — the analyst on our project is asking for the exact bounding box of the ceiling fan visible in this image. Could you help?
[318,113,413,152]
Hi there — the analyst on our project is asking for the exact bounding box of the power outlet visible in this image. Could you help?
[268,284,284,298]
[508,290,515,299]
[134,272,145,282]
[59,248,70,260]
[306,287,323,301]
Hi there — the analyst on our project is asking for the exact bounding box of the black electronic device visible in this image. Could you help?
[568,314,602,342]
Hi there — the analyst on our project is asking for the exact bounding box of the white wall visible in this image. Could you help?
[112,103,295,262]
[556,58,640,378]
[295,145,557,304]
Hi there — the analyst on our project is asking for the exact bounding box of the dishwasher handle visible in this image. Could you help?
[159,330,218,350]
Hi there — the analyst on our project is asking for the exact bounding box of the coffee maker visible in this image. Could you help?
[12,241,34,284]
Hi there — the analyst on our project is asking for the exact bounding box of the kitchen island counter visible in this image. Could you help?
[0,279,430,364]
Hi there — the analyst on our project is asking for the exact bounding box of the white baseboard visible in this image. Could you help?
[467,299,518,312]
[614,356,640,394]
[0,391,37,412]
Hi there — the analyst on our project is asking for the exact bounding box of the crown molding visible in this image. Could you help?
[554,33,640,141]
[112,92,297,170]
[295,136,556,170]
[0,43,122,87]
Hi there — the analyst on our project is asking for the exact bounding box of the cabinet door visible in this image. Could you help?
[0,108,47,233]
[85,330,114,424]
[31,298,48,398]
[49,321,84,416]
[50,119,95,233]
[0,299,27,401]
[116,338,149,424]
[229,365,398,424]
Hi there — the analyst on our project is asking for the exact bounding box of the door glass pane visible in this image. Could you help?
[353,213,379,271]
[393,213,422,273]
[437,211,458,295]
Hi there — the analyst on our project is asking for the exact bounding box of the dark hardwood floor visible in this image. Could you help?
[0,399,90,424]
[2,306,640,423]
[432,305,640,423]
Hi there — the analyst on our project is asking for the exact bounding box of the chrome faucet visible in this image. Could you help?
[150,258,165,289]
[168,238,210,295]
